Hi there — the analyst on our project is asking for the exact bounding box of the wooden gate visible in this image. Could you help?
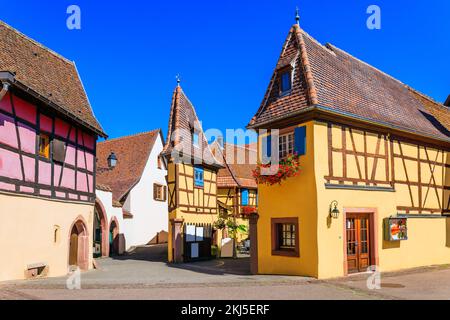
[183,223,213,262]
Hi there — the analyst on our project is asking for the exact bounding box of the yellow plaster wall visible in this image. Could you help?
[313,121,450,279]
[256,121,319,277]
[0,193,93,282]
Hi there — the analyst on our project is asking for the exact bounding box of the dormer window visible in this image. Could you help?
[107,152,117,168]
[192,131,200,147]
[280,70,292,95]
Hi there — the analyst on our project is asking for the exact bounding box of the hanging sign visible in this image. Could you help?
[384,218,408,241]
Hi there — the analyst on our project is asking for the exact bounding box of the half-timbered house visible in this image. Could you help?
[247,17,450,279]
[0,21,106,281]
[95,130,168,257]
[211,142,258,244]
[161,83,224,263]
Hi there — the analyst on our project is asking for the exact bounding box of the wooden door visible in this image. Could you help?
[69,228,78,266]
[346,214,371,273]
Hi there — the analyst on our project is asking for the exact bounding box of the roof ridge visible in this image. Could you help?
[100,129,160,144]
[293,24,318,105]
[407,86,447,108]
[0,20,74,65]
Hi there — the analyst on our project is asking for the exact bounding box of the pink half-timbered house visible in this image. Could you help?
[0,21,106,281]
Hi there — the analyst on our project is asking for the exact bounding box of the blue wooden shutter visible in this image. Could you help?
[262,134,272,160]
[294,126,306,156]
[241,189,249,206]
[194,167,204,187]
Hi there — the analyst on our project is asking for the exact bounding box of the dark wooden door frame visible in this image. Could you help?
[343,208,379,276]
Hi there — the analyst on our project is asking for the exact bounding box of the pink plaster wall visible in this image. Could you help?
[0,181,15,191]
[40,189,52,196]
[56,191,65,198]
[77,149,86,169]
[69,193,78,200]
[65,145,76,166]
[61,168,75,189]
[0,148,22,180]
[20,186,34,193]
[40,114,52,133]
[55,118,69,139]
[23,156,35,183]
[54,164,62,187]
[38,161,51,185]
[13,95,36,125]
[0,93,13,113]
[77,171,88,192]
[85,152,94,172]
[87,174,93,193]
[18,123,36,154]
[0,113,18,149]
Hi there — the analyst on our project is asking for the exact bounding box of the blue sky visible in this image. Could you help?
[1,1,449,142]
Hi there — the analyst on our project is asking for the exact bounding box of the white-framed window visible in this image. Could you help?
[278,133,294,159]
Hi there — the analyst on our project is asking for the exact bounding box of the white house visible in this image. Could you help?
[94,130,168,256]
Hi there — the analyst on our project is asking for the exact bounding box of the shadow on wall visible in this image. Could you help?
[383,240,400,250]
[147,231,169,245]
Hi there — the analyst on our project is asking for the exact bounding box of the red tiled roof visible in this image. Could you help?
[162,85,223,168]
[0,20,106,137]
[96,130,161,204]
[213,142,257,189]
[249,24,450,142]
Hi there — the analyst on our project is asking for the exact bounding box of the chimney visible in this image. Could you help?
[444,95,450,107]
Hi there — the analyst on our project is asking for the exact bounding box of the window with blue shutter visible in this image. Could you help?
[194,166,204,187]
[294,126,307,156]
[262,135,272,161]
[241,189,249,206]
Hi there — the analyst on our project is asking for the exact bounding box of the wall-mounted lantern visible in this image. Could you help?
[329,200,340,219]
[107,152,117,168]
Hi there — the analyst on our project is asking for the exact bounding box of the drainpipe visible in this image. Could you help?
[0,82,10,101]
[0,71,15,102]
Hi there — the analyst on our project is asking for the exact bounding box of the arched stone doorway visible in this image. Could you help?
[94,199,109,257]
[109,217,120,256]
[68,217,89,271]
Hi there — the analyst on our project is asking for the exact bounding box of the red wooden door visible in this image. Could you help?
[346,214,371,273]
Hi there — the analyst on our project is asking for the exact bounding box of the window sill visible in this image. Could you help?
[325,183,395,192]
[271,249,299,257]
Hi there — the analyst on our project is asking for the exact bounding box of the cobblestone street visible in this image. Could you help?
[1,245,449,300]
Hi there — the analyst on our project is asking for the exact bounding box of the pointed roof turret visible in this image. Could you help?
[248,19,449,143]
[161,85,223,168]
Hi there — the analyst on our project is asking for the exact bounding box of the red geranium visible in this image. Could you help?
[252,153,301,186]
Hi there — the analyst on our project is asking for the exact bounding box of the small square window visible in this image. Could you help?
[272,218,299,257]
[280,71,292,94]
[153,183,166,201]
[39,134,50,159]
[194,166,204,187]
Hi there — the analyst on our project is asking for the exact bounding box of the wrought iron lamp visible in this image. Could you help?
[329,200,340,219]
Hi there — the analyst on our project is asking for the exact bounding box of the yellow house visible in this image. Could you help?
[161,83,224,263]
[247,19,450,279]
[212,142,258,243]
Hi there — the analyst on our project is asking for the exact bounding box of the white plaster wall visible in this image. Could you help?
[125,136,168,248]
[95,135,168,251]
[95,190,124,234]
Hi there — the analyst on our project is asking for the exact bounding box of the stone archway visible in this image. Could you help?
[68,217,89,271]
[109,217,120,256]
[94,199,109,257]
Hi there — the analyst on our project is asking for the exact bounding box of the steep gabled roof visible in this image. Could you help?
[249,24,450,143]
[96,130,161,205]
[0,20,106,137]
[212,142,257,189]
[162,85,223,168]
